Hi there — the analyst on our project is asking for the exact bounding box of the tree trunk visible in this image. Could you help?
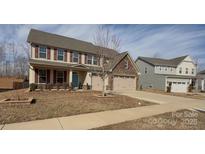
[102,77,105,96]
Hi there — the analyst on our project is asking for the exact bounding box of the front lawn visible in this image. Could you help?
[0,89,156,124]
[143,89,205,100]
[93,109,205,130]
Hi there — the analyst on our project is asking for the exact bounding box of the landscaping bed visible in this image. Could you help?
[0,89,156,124]
[93,109,205,130]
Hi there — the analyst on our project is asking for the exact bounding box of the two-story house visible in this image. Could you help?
[196,69,205,92]
[27,29,139,91]
[135,55,196,93]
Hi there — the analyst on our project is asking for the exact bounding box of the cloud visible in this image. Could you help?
[0,24,205,70]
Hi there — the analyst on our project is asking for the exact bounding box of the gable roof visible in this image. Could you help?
[105,51,139,73]
[198,69,205,75]
[136,55,188,67]
[105,52,128,71]
[27,29,118,58]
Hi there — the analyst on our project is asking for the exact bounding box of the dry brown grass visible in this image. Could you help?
[94,109,205,130]
[0,89,155,124]
[143,89,205,100]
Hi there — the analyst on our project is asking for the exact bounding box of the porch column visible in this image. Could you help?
[202,79,205,91]
[69,70,73,86]
[29,65,35,84]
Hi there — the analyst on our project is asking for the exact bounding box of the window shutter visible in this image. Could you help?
[35,46,38,58]
[85,54,87,64]
[35,69,38,83]
[64,50,67,62]
[79,53,81,64]
[47,48,51,60]
[64,71,67,83]
[47,70,50,83]
[70,51,73,62]
[53,70,56,84]
[54,49,57,60]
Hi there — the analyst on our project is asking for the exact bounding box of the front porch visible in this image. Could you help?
[29,65,92,90]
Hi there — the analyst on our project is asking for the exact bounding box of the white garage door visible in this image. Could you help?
[171,82,188,93]
[92,75,103,91]
[113,76,136,91]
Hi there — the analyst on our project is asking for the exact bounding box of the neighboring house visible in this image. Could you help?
[196,70,205,92]
[135,55,196,93]
[0,77,25,92]
[27,29,139,91]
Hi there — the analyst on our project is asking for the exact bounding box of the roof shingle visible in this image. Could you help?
[27,29,118,58]
[137,55,188,67]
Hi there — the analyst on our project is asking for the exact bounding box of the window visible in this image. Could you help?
[56,71,64,83]
[87,55,92,64]
[58,49,64,61]
[39,46,47,59]
[165,67,167,71]
[93,56,97,65]
[39,70,47,83]
[124,60,129,69]
[159,67,161,71]
[192,68,194,74]
[179,67,182,74]
[171,67,173,71]
[72,51,79,63]
[87,54,98,65]
[145,67,147,74]
[185,68,188,74]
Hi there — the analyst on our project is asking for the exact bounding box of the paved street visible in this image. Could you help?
[1,91,204,130]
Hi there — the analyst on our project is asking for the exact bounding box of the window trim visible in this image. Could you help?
[38,69,47,83]
[87,54,93,64]
[39,46,47,59]
[93,56,98,65]
[57,48,64,61]
[179,67,182,74]
[86,54,98,65]
[192,68,194,74]
[72,51,79,63]
[185,68,188,74]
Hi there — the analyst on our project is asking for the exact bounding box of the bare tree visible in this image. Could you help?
[16,55,28,78]
[93,25,121,96]
[0,43,6,76]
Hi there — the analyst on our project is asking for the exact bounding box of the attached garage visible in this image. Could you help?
[92,74,103,91]
[113,75,136,91]
[167,78,190,93]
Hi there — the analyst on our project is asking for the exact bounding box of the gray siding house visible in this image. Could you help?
[196,70,205,92]
[135,55,196,93]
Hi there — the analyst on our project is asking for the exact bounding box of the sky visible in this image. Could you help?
[0,24,205,70]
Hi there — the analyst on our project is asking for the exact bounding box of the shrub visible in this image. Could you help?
[30,83,37,91]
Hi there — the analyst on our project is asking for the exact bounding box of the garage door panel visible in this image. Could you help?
[92,75,103,91]
[113,76,136,91]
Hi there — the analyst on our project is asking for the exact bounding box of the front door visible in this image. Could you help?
[72,72,79,88]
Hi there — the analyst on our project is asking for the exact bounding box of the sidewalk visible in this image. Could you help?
[1,98,204,130]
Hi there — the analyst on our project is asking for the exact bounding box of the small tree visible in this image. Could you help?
[93,26,121,96]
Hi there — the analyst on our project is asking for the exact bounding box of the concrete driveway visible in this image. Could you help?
[115,90,205,105]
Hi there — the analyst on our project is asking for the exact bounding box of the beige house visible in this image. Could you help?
[28,29,139,91]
